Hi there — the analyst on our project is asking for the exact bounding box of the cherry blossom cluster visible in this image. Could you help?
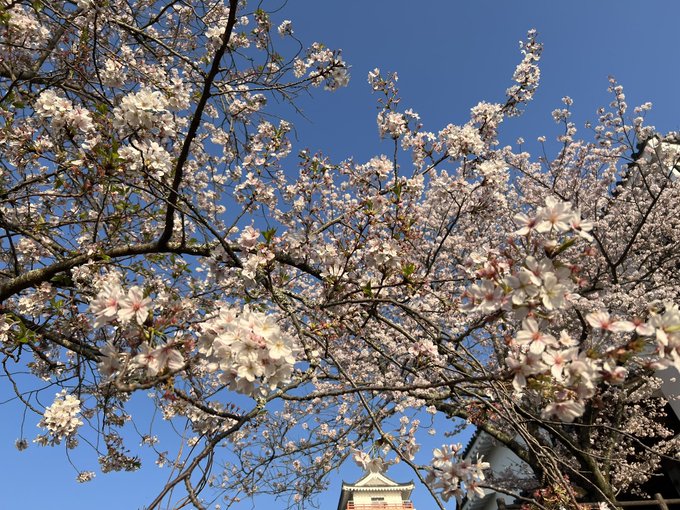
[235,226,276,283]
[117,141,173,179]
[4,2,680,505]
[437,124,486,159]
[277,20,293,37]
[89,279,187,380]
[426,444,490,501]
[34,90,95,133]
[76,471,96,483]
[90,280,152,328]
[506,29,542,112]
[198,307,299,396]
[3,4,49,50]
[513,196,593,240]
[377,111,409,139]
[351,449,389,473]
[113,87,176,135]
[637,134,680,180]
[460,194,680,423]
[463,256,576,318]
[36,391,83,446]
[97,339,186,381]
[129,339,186,378]
[461,197,591,319]
[502,287,677,423]
[507,316,602,422]
[292,42,350,91]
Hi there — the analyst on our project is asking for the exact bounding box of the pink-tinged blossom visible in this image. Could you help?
[558,330,580,347]
[34,90,72,122]
[536,197,573,233]
[505,271,539,306]
[516,318,558,354]
[34,90,94,133]
[268,335,294,361]
[367,67,382,89]
[351,449,387,473]
[238,226,260,249]
[408,339,439,359]
[427,444,490,501]
[197,308,299,396]
[240,248,275,282]
[365,456,386,473]
[569,210,594,240]
[468,280,504,313]
[505,355,528,393]
[133,343,160,376]
[630,317,655,337]
[5,5,50,48]
[506,29,541,107]
[602,361,627,384]
[540,272,568,310]
[325,66,350,91]
[236,357,264,382]
[649,302,680,370]
[542,346,578,380]
[438,123,485,158]
[541,399,585,422]
[100,57,126,87]
[351,449,372,470]
[113,87,172,133]
[68,108,94,132]
[377,111,408,139]
[90,283,124,328]
[118,142,172,178]
[277,20,293,37]
[98,341,123,379]
[133,341,183,378]
[76,471,96,483]
[513,212,539,236]
[524,256,554,286]
[153,341,185,373]
[117,286,152,325]
[586,311,635,333]
[432,443,462,468]
[506,352,546,393]
[566,354,602,399]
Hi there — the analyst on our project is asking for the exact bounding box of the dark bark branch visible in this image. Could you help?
[157,0,238,247]
[0,241,208,302]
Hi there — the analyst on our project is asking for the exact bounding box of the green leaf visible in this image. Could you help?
[17,323,36,344]
[402,262,416,278]
[262,228,277,243]
[393,181,403,200]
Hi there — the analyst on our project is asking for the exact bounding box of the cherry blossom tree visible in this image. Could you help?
[1,1,679,509]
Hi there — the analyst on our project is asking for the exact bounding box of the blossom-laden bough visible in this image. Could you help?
[1,1,679,509]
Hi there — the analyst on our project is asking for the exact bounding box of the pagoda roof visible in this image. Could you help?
[336,471,415,510]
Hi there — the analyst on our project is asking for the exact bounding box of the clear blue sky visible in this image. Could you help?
[3,1,680,509]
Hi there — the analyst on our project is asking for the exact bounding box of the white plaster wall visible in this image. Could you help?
[659,366,680,422]
[353,490,402,505]
[463,439,533,510]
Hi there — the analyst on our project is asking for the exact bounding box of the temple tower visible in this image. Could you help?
[336,470,416,510]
